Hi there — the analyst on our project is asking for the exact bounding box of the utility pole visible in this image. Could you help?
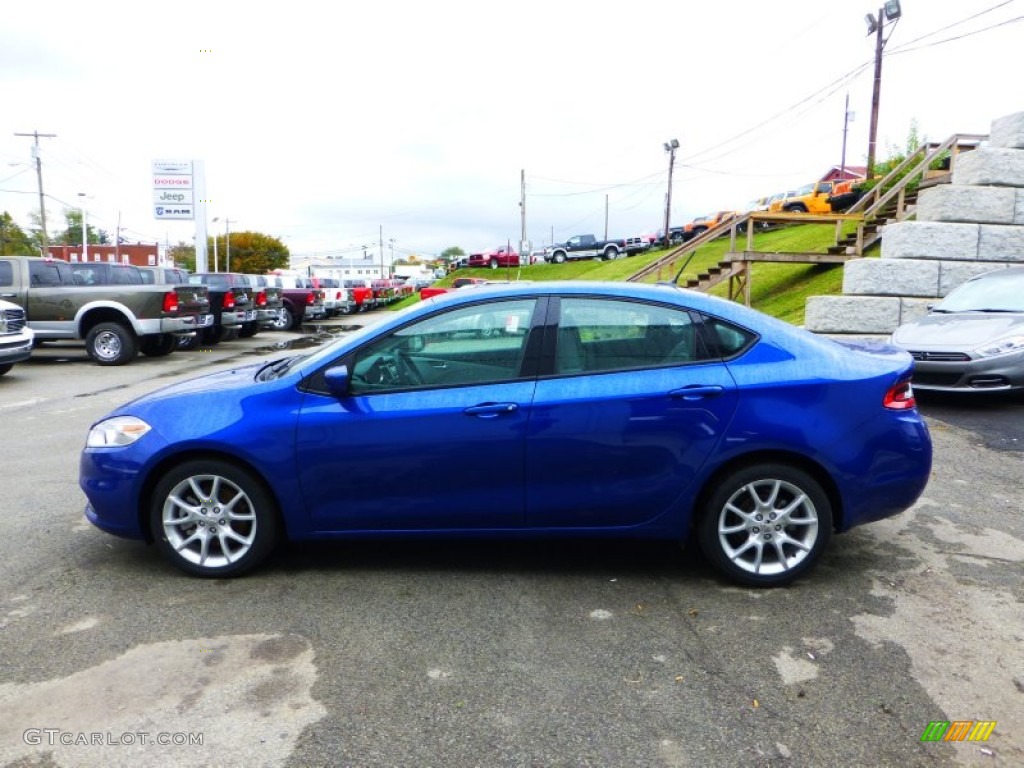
[604,194,609,240]
[379,225,384,278]
[14,130,56,255]
[662,139,679,247]
[867,8,884,179]
[840,93,853,178]
[520,169,526,261]
[864,2,901,179]
[224,218,234,272]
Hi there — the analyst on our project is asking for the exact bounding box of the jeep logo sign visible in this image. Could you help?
[153,189,194,204]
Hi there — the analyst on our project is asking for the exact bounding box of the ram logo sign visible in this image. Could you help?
[920,720,996,743]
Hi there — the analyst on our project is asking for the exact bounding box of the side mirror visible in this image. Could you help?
[324,365,350,396]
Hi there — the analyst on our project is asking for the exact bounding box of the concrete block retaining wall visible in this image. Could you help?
[804,109,1024,336]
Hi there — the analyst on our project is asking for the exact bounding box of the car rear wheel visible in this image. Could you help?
[697,464,832,587]
[150,459,280,578]
[0,363,12,376]
[269,308,290,331]
[553,252,566,264]
[85,322,138,366]
[489,259,499,269]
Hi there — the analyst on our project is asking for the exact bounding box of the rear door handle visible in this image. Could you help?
[464,402,519,418]
[669,385,724,401]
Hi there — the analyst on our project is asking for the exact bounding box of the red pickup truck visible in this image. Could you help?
[468,245,523,269]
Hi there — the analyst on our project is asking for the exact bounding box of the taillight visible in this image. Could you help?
[223,292,235,309]
[256,290,267,307]
[162,291,179,313]
[883,379,916,410]
[306,292,316,305]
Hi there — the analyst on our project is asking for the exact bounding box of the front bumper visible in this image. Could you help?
[910,349,1024,392]
[0,334,33,365]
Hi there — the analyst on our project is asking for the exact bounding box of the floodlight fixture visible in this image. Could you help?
[884,0,901,21]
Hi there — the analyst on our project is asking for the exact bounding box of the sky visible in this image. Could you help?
[1,0,1021,266]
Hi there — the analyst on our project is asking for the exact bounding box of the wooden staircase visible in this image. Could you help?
[625,132,986,304]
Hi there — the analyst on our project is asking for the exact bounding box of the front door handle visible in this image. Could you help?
[464,402,519,418]
[669,385,724,401]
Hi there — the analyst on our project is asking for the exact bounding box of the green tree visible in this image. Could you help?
[0,212,36,255]
[53,208,109,246]
[168,242,196,271]
[440,246,465,263]
[212,231,289,274]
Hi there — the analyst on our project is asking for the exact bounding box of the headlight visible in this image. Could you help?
[975,334,1024,358]
[87,416,151,447]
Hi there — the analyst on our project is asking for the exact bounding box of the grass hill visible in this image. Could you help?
[408,223,863,326]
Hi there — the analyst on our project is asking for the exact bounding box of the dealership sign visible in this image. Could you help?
[152,159,195,220]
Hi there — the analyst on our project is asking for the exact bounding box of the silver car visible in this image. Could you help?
[890,266,1024,393]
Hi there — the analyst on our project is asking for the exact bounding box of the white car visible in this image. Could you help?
[0,298,34,376]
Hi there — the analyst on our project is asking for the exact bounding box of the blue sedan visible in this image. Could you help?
[80,281,931,586]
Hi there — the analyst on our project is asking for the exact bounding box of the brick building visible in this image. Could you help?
[46,243,166,267]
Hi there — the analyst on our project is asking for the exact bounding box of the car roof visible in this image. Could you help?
[418,279,781,330]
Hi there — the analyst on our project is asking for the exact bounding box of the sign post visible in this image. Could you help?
[152,159,207,272]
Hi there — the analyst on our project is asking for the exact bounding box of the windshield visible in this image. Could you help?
[937,270,1024,313]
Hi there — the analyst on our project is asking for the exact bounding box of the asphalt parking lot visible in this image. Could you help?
[0,318,1021,768]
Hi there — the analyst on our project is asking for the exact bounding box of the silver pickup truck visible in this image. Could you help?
[0,256,212,365]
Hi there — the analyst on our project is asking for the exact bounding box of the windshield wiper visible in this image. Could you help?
[256,356,295,380]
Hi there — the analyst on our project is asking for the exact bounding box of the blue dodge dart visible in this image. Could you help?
[80,281,931,586]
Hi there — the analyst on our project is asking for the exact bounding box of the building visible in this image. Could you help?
[47,243,167,267]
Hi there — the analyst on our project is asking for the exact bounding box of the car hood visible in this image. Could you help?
[109,362,271,415]
[892,313,1024,349]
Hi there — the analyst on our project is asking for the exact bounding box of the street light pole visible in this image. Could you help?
[662,139,679,247]
[865,1,901,179]
[77,192,88,262]
[211,217,220,271]
[224,218,233,273]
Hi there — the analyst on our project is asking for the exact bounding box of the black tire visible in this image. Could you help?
[785,204,808,213]
[603,247,618,261]
[85,322,138,366]
[553,252,566,264]
[489,259,499,269]
[203,326,225,346]
[139,334,176,357]
[238,321,259,339]
[150,459,280,578]
[697,463,832,587]
[0,363,12,376]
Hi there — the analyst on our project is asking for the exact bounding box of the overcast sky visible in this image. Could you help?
[1,0,1021,264]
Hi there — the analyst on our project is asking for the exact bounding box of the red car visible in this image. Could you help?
[467,245,523,269]
[419,277,488,301]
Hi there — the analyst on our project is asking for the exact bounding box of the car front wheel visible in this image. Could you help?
[697,464,832,587]
[150,459,280,578]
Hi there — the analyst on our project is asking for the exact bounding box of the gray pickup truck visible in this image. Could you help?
[0,256,212,365]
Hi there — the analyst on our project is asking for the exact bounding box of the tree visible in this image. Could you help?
[52,208,109,247]
[440,246,465,263]
[211,231,289,274]
[167,242,196,272]
[0,212,36,255]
